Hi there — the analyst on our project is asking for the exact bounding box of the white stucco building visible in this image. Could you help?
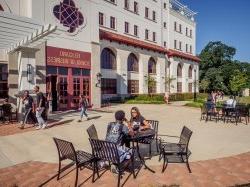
[0,0,200,111]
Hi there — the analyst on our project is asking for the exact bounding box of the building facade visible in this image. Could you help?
[0,0,200,111]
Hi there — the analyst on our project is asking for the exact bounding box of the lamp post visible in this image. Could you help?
[194,68,197,102]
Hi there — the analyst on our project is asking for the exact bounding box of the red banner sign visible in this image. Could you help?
[46,46,91,68]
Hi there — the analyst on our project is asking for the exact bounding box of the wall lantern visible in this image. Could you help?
[27,64,32,82]
[96,72,102,87]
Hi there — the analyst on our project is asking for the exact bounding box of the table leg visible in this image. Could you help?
[135,141,155,173]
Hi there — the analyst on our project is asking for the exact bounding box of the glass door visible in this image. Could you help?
[58,76,68,110]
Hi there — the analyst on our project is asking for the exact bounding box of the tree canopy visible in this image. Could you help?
[199,41,250,95]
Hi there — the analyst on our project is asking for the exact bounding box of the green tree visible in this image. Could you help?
[199,79,210,93]
[165,76,176,93]
[145,75,156,96]
[229,70,247,95]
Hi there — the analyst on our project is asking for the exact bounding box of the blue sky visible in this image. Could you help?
[181,0,250,62]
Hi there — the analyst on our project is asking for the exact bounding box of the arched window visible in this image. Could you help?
[148,57,156,74]
[177,64,182,77]
[188,65,193,79]
[127,53,138,72]
[101,48,116,70]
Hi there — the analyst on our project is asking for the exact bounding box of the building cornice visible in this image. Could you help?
[99,29,200,63]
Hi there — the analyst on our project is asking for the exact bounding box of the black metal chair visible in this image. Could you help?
[89,138,135,187]
[2,104,12,123]
[53,138,95,187]
[137,120,159,158]
[87,124,98,139]
[236,105,249,125]
[200,104,207,121]
[158,126,193,173]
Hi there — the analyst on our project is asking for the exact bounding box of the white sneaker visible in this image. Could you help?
[36,125,42,130]
[42,123,47,129]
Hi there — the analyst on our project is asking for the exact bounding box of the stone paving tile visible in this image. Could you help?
[0,152,250,187]
[0,119,70,136]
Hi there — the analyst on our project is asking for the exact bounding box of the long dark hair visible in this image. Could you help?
[130,106,142,122]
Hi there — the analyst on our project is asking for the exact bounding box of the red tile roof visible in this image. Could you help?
[99,29,201,63]
[100,29,167,54]
[167,49,201,62]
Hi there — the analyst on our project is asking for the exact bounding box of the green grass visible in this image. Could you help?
[238,96,250,104]
[185,102,203,108]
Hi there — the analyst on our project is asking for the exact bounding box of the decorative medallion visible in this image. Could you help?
[53,0,85,34]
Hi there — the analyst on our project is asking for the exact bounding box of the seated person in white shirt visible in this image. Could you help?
[225,96,236,108]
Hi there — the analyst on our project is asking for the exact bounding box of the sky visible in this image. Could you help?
[181,0,250,62]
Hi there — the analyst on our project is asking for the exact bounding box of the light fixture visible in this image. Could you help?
[96,72,102,87]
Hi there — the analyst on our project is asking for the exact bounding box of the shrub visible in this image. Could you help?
[169,93,208,101]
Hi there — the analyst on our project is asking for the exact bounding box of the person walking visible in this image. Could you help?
[20,90,37,129]
[34,86,47,129]
[164,92,169,104]
[78,94,89,122]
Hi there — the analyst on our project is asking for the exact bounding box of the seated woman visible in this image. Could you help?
[205,97,215,112]
[129,107,151,132]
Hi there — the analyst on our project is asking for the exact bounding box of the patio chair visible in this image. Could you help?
[158,126,193,173]
[236,105,249,125]
[89,138,136,187]
[200,104,206,121]
[87,124,98,139]
[138,120,159,158]
[2,104,12,123]
[53,137,95,187]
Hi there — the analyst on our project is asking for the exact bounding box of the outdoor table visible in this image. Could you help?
[127,128,156,173]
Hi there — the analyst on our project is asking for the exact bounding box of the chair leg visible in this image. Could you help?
[75,166,79,187]
[149,143,152,158]
[162,154,167,173]
[156,138,159,153]
[57,160,61,180]
[185,157,192,173]
[117,169,121,187]
[92,161,96,183]
[131,153,136,179]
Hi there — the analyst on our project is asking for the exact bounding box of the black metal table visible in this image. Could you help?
[127,129,156,173]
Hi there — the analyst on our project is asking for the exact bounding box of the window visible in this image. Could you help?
[99,12,104,26]
[152,11,156,21]
[101,78,117,94]
[188,83,192,93]
[127,53,138,72]
[110,16,116,29]
[72,68,81,76]
[148,57,156,74]
[186,44,188,52]
[125,21,129,33]
[134,1,138,13]
[174,40,177,49]
[58,67,68,75]
[177,64,182,77]
[190,29,192,38]
[152,32,156,42]
[174,21,177,31]
[164,41,166,47]
[177,82,182,93]
[145,7,149,18]
[179,41,182,50]
[145,29,149,39]
[190,45,192,53]
[128,80,139,94]
[73,78,80,96]
[0,64,8,98]
[124,0,129,9]
[148,79,156,94]
[101,48,116,69]
[179,24,182,33]
[163,22,167,28]
[134,25,138,36]
[163,3,167,9]
[188,66,193,78]
[82,69,90,76]
[186,27,188,36]
[47,66,57,74]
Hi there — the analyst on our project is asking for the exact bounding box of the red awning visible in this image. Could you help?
[167,49,201,62]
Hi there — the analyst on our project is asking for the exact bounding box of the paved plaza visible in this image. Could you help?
[0,104,250,186]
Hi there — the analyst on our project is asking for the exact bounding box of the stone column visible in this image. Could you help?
[91,42,101,108]
[35,42,46,93]
[139,54,149,94]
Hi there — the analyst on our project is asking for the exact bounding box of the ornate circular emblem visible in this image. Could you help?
[53,0,86,34]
